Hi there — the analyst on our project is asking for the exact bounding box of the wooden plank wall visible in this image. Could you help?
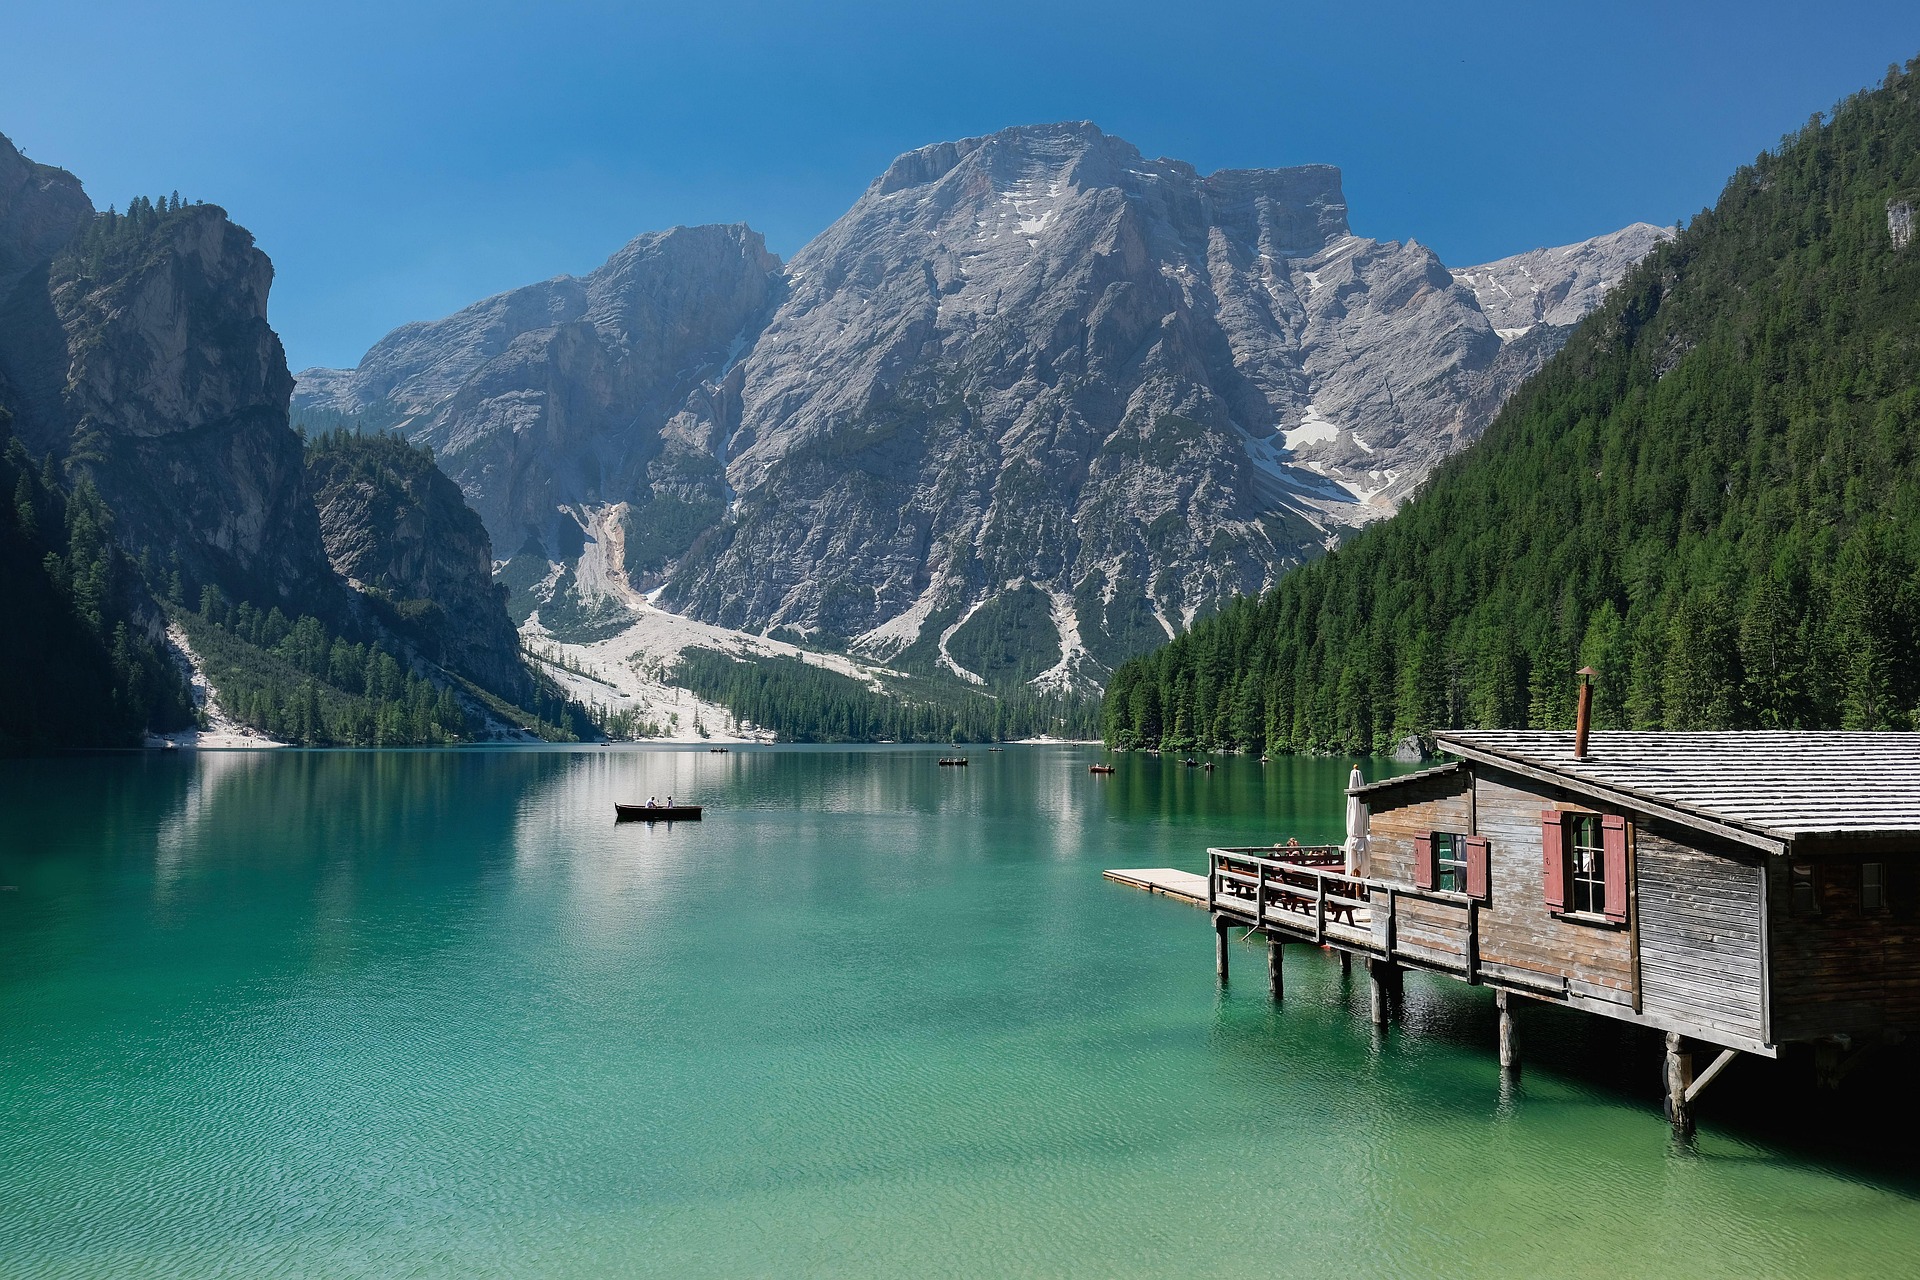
[1368,769,1637,1000]
[1635,821,1764,1042]
[1368,761,1920,1047]
[1365,771,1470,885]
[1769,846,1920,1041]
[1474,773,1634,1003]
[1367,765,1786,1023]
[1367,773,1476,968]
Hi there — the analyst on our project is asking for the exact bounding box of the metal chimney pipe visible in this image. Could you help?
[1574,666,1598,760]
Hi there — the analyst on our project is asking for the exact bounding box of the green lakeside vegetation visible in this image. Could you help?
[674,648,1101,742]
[1105,61,1920,755]
[177,588,594,746]
[175,591,469,745]
[1,414,193,749]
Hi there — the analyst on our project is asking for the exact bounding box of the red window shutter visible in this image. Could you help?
[1541,811,1566,911]
[1414,833,1435,889]
[1465,835,1490,901]
[1602,814,1630,923]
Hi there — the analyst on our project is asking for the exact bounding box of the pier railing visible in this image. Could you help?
[1208,846,1360,945]
[1206,847,1559,995]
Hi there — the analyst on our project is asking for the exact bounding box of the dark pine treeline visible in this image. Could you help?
[57,191,202,278]
[1105,60,1920,756]
[676,649,1101,743]
[179,588,470,746]
[177,588,596,746]
[1,416,193,748]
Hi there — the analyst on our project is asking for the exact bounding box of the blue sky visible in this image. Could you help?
[4,1,1916,371]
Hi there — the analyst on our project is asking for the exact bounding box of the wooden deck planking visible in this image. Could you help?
[1104,868,1210,907]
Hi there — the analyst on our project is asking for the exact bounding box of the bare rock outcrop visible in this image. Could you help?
[298,123,1666,686]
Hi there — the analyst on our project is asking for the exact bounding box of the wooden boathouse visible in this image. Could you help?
[1207,728,1920,1132]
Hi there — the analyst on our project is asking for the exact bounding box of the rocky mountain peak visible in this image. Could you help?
[1453,221,1673,335]
[296,123,1667,692]
[295,222,783,551]
[0,132,94,300]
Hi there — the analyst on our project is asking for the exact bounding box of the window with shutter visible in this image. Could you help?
[1863,862,1887,913]
[1541,811,1566,911]
[1414,832,1435,890]
[1428,833,1471,893]
[1465,835,1489,902]
[1568,814,1606,915]
[1601,815,1629,924]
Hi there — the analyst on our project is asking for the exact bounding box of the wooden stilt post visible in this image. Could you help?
[1665,1032,1694,1136]
[1497,990,1517,1072]
[1268,937,1284,1001]
[1368,957,1391,1026]
[1340,950,1352,977]
[1214,914,1231,984]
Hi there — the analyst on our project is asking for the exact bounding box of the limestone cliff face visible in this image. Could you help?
[297,224,782,553]
[0,132,336,608]
[297,123,1666,687]
[0,130,548,728]
[307,433,531,700]
[0,139,91,301]
[1452,222,1673,334]
[51,206,339,606]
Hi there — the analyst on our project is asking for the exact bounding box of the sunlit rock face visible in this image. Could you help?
[298,123,1662,688]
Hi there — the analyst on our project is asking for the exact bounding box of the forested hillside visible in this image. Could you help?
[1104,60,1920,755]
[676,650,1100,743]
[0,127,598,749]
[1,411,192,748]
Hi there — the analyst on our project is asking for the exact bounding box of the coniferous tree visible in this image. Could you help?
[1100,60,1920,753]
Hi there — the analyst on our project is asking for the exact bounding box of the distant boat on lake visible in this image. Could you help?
[938,757,969,767]
[615,804,703,821]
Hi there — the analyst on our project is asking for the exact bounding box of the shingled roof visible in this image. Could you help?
[1418,731,1920,851]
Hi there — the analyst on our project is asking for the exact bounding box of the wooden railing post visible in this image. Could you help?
[1315,874,1327,943]
[1465,900,1480,985]
[1665,1032,1694,1136]
[1256,863,1267,925]
[1497,990,1517,1072]
[1384,887,1398,959]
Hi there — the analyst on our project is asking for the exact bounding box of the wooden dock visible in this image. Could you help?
[1103,868,1210,907]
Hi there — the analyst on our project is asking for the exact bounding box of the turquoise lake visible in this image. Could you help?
[2,745,1917,1277]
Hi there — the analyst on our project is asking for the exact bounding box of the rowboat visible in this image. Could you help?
[938,757,969,767]
[1088,764,1115,774]
[614,804,703,821]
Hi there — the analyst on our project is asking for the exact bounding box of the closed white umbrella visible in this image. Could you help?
[1345,766,1369,877]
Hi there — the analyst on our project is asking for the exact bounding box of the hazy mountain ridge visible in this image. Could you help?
[301,224,782,554]
[296,122,1666,690]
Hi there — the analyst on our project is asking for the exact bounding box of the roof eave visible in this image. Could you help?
[1348,760,1463,797]
[1431,733,1791,856]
